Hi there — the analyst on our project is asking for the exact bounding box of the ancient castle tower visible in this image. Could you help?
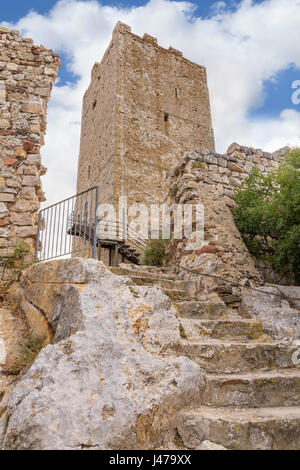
[77,22,215,207]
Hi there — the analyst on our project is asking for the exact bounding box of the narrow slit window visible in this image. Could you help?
[92,100,97,110]
[175,87,178,98]
[88,165,91,179]
[164,112,169,122]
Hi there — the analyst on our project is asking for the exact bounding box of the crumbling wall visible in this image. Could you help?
[0,27,60,260]
[163,143,283,304]
[171,142,280,201]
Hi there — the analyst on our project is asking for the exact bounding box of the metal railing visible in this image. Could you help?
[35,186,147,265]
[35,186,99,262]
[96,219,147,252]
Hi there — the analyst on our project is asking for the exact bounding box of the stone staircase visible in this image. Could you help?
[110,263,300,450]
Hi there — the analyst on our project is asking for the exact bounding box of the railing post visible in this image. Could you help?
[35,211,42,262]
[92,186,99,259]
[115,244,119,267]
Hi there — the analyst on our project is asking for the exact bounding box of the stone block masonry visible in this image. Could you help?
[165,142,281,201]
[163,143,284,300]
[77,22,215,208]
[0,27,60,259]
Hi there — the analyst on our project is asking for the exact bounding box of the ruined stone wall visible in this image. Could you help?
[77,22,215,209]
[163,143,283,302]
[0,27,60,259]
[168,142,280,201]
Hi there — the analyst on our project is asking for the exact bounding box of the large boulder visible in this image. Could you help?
[0,259,204,450]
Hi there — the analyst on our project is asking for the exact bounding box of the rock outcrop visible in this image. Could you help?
[0,258,204,450]
[0,260,299,450]
[196,440,227,450]
[241,285,300,341]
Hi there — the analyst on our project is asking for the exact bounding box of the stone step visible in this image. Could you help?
[179,339,298,373]
[177,406,300,450]
[126,275,185,290]
[175,300,234,320]
[180,318,273,342]
[110,266,179,281]
[111,268,188,299]
[203,369,300,407]
[164,289,189,301]
[121,263,178,274]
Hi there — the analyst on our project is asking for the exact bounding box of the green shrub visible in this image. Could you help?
[179,323,187,339]
[18,333,47,369]
[232,148,300,282]
[0,242,32,302]
[140,239,169,266]
[192,161,203,169]
[169,184,179,198]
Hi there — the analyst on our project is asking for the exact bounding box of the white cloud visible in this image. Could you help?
[2,0,300,206]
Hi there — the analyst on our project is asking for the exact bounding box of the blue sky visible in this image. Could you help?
[1,1,239,84]
[1,0,239,21]
[248,66,300,119]
[0,1,270,84]
[2,0,298,121]
[1,0,300,205]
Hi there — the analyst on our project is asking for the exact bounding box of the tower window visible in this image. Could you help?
[175,87,178,98]
[164,112,169,122]
[92,100,97,110]
[88,165,91,179]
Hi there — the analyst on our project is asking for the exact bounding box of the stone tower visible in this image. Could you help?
[77,22,215,207]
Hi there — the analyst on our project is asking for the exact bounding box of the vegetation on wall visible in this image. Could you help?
[0,242,32,302]
[169,184,179,198]
[18,333,47,371]
[232,148,300,282]
[141,238,170,266]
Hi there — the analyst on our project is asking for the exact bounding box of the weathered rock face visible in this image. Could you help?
[241,285,300,341]
[106,265,300,450]
[196,440,227,450]
[0,27,60,260]
[0,258,205,450]
[0,306,29,373]
[254,259,296,286]
[1,260,299,450]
